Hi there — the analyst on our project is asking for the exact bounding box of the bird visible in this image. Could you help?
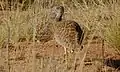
[49,6,85,54]
[36,22,53,43]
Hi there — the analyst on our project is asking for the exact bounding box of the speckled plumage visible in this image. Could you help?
[50,6,84,54]
[54,20,83,49]
[36,22,53,42]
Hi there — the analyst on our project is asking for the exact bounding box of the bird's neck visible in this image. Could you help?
[55,15,62,22]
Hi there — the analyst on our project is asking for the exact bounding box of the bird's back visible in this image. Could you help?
[53,20,84,49]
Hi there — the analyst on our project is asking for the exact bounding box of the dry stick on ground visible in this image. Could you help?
[32,8,37,72]
[7,19,11,72]
[32,25,36,72]
[101,38,105,71]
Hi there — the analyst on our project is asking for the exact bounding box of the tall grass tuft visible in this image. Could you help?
[103,16,120,51]
[0,0,120,72]
[99,2,120,52]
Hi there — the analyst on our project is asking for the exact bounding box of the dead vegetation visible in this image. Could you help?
[0,0,120,72]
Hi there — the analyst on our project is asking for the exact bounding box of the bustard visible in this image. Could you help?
[50,6,85,54]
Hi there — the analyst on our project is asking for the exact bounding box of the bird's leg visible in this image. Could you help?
[64,47,67,55]
[63,47,68,71]
[63,47,68,60]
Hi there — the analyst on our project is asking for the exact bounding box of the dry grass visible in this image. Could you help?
[0,0,120,72]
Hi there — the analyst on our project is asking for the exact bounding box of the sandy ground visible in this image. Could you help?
[0,38,120,72]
